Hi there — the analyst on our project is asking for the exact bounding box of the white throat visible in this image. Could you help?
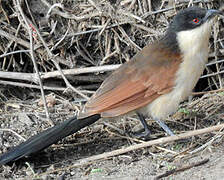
[175,21,213,99]
[177,21,212,55]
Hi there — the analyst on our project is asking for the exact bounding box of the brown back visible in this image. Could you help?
[80,43,182,118]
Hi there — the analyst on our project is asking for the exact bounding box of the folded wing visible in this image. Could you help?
[80,44,182,118]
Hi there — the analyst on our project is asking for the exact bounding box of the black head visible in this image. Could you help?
[160,7,222,52]
[169,7,222,32]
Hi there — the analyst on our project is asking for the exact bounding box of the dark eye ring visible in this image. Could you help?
[192,18,200,24]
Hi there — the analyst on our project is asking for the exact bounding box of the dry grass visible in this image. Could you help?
[0,0,224,179]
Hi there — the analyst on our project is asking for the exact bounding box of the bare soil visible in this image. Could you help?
[0,0,224,179]
[0,92,224,180]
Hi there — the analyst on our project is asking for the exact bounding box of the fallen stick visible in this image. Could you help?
[0,65,120,84]
[39,123,224,176]
[41,64,121,79]
[154,158,209,179]
[74,123,224,165]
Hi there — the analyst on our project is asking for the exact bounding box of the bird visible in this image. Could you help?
[0,7,222,165]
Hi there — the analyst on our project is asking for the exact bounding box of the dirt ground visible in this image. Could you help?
[0,92,224,179]
[0,0,224,179]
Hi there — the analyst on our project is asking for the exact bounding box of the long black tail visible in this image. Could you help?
[0,114,101,165]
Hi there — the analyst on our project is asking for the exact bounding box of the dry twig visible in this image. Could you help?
[37,123,224,176]
[154,158,209,179]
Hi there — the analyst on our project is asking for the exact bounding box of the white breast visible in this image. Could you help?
[143,21,212,119]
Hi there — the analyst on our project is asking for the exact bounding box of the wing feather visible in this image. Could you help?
[80,44,182,118]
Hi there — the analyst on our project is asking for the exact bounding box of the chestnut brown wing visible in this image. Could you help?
[80,44,181,118]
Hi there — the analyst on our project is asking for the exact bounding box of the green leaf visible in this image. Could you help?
[91,168,103,173]
[178,108,190,114]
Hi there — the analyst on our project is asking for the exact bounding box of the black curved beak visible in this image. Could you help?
[203,9,223,21]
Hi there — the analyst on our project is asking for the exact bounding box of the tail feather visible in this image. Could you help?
[0,114,100,165]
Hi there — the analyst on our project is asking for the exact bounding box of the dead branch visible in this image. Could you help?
[38,123,224,176]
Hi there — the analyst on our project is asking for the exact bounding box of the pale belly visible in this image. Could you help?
[141,50,209,119]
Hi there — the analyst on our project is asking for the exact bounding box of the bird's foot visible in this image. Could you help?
[131,128,151,140]
[154,118,175,136]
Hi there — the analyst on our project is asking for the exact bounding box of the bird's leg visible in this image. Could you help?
[154,118,174,136]
[132,112,151,139]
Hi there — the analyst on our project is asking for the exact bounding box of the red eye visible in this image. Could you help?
[193,18,199,23]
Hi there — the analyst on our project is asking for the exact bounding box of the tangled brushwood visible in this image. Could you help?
[0,0,224,179]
